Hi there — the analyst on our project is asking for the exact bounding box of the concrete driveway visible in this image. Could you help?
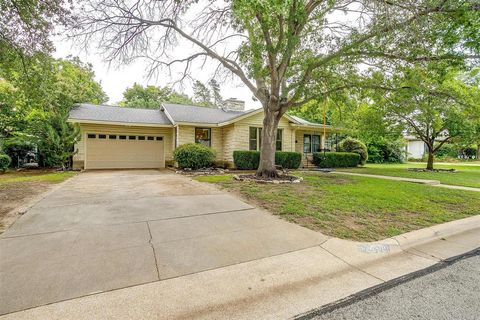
[0,170,327,315]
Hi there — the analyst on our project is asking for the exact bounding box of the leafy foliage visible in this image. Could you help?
[119,83,194,108]
[0,55,107,168]
[338,138,368,165]
[173,143,216,169]
[0,154,11,172]
[275,152,302,169]
[233,150,302,169]
[233,150,260,170]
[366,139,405,164]
[313,152,360,168]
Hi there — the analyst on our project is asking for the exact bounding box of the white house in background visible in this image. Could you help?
[404,135,448,159]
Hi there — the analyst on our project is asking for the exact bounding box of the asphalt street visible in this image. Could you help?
[307,251,480,320]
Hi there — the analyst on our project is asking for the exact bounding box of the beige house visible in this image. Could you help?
[68,99,332,170]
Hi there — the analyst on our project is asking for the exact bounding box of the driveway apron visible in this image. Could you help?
[0,170,327,315]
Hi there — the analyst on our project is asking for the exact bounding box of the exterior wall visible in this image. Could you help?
[176,125,223,161]
[230,111,295,154]
[406,140,426,159]
[73,123,174,169]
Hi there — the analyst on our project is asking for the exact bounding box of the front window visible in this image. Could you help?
[195,128,211,147]
[304,134,321,153]
[249,127,281,151]
[276,129,283,151]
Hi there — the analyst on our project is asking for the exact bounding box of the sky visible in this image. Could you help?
[53,38,261,110]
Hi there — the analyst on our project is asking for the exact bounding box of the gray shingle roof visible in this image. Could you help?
[162,103,258,124]
[69,104,172,125]
[289,115,331,127]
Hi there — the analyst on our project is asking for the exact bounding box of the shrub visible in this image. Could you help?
[233,150,260,170]
[435,143,459,159]
[275,151,302,169]
[173,143,216,169]
[312,152,360,168]
[233,151,302,170]
[366,140,405,164]
[338,137,368,165]
[0,154,11,172]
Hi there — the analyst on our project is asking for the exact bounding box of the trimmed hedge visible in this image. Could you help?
[233,151,260,170]
[0,154,11,172]
[233,150,302,170]
[312,152,360,168]
[173,143,216,169]
[275,151,302,169]
[338,137,368,165]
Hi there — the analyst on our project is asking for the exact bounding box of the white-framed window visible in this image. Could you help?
[249,127,282,151]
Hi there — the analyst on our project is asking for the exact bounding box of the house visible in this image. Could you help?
[67,99,332,170]
[404,135,447,159]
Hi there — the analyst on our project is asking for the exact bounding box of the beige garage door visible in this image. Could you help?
[85,133,165,169]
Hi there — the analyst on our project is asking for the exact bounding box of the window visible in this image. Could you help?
[303,134,321,153]
[138,136,146,140]
[276,129,283,151]
[98,134,106,139]
[147,136,154,141]
[249,127,258,151]
[156,137,163,141]
[249,127,282,151]
[195,128,211,147]
[109,135,117,140]
[128,136,136,140]
[87,134,96,139]
[119,135,127,140]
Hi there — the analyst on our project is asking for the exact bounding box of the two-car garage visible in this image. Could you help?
[84,133,165,169]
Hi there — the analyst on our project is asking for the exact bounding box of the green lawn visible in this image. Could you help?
[338,163,480,188]
[195,172,480,241]
[0,170,76,185]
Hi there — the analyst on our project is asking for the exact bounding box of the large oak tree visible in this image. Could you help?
[72,0,480,177]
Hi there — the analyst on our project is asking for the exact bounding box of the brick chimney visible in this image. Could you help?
[222,98,245,112]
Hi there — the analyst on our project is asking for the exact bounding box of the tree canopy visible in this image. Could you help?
[72,0,480,176]
[119,83,195,108]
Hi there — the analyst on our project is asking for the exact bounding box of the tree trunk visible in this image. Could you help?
[426,151,434,170]
[256,107,281,178]
[477,144,480,160]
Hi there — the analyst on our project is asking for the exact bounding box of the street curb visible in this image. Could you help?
[293,247,480,320]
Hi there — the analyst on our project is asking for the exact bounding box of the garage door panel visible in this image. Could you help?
[86,136,165,169]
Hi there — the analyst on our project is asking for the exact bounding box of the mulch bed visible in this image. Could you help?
[234,174,302,184]
[407,168,457,173]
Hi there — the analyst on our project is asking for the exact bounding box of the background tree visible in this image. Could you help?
[1,56,107,168]
[193,80,213,107]
[370,65,478,170]
[209,79,223,108]
[119,83,194,108]
[73,0,480,177]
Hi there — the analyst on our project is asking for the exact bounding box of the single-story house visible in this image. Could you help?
[68,99,332,170]
[404,135,446,159]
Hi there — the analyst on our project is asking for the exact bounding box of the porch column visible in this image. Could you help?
[321,133,326,149]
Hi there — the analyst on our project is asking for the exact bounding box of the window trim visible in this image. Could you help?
[195,127,212,147]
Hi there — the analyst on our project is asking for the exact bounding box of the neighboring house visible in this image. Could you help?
[68,99,332,169]
[404,135,446,159]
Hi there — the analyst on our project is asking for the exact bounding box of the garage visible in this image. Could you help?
[85,133,165,169]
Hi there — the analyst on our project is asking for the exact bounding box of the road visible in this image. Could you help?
[306,251,480,320]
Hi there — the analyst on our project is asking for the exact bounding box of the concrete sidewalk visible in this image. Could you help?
[2,213,478,320]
